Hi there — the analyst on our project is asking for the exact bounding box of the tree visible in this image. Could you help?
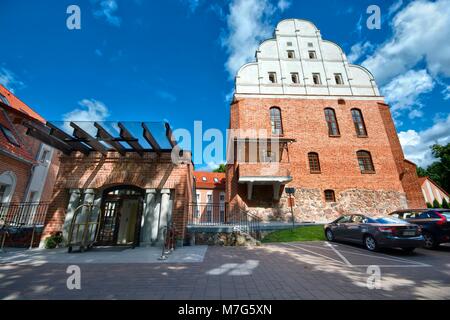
[442,198,449,209]
[416,143,450,194]
[426,202,433,208]
[213,164,226,173]
[433,199,441,209]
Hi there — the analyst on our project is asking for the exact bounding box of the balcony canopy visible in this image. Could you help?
[23,120,178,156]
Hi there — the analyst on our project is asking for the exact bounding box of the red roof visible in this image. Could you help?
[0,84,45,123]
[194,171,226,189]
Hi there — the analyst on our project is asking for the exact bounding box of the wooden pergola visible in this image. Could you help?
[23,121,178,156]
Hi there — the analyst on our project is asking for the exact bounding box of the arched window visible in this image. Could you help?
[357,150,375,173]
[324,108,340,136]
[0,171,17,204]
[351,109,367,137]
[270,107,283,135]
[308,152,321,173]
[324,190,336,202]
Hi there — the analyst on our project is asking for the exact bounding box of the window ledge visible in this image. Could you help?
[361,171,376,174]
[328,135,341,138]
[357,135,368,138]
[310,171,322,174]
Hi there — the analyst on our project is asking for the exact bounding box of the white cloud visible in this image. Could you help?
[63,99,110,122]
[399,114,450,167]
[277,0,291,11]
[0,67,24,93]
[347,41,373,64]
[156,90,177,103]
[93,0,121,27]
[221,0,279,78]
[388,0,404,16]
[362,0,450,86]
[382,69,434,119]
[442,85,450,100]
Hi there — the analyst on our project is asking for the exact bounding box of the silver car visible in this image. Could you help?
[324,214,425,253]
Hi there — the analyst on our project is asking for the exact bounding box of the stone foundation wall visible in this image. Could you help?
[246,188,408,223]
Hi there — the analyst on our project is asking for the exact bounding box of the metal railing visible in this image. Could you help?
[187,203,261,240]
[0,202,50,250]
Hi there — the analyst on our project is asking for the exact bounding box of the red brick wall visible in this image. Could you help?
[227,97,415,220]
[43,151,193,241]
[0,153,32,202]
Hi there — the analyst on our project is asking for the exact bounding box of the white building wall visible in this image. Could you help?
[236,19,380,98]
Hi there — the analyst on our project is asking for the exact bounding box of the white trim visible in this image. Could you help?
[234,93,384,101]
[0,171,17,204]
[239,176,293,184]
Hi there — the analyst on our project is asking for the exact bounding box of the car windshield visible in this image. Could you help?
[373,217,406,224]
[438,212,450,219]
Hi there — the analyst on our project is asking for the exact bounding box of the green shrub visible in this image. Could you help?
[442,198,450,209]
[44,232,63,249]
[433,199,441,209]
[426,202,433,208]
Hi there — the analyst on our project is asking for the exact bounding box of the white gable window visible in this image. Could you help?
[312,73,322,85]
[202,177,207,181]
[268,72,277,83]
[334,73,344,85]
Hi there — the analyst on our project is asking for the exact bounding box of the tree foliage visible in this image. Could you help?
[213,164,226,173]
[416,143,450,194]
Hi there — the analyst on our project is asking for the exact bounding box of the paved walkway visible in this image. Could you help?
[1,242,449,300]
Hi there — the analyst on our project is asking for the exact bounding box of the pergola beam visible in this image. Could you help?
[94,122,126,155]
[142,123,161,152]
[46,122,91,155]
[164,122,177,148]
[23,121,73,155]
[118,122,144,156]
[70,122,108,156]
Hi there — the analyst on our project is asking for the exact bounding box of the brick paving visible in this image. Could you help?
[1,242,449,300]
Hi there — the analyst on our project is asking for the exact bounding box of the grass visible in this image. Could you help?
[262,225,326,243]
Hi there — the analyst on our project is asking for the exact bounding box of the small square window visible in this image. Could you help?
[308,42,314,47]
[312,73,322,85]
[202,177,207,181]
[324,190,336,202]
[291,73,299,84]
[309,51,317,59]
[0,124,20,146]
[220,194,225,201]
[268,72,277,84]
[287,42,293,47]
[213,177,219,183]
[287,50,295,59]
[334,73,344,85]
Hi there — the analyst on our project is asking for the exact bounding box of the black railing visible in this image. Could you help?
[0,202,50,249]
[0,202,50,227]
[187,203,261,240]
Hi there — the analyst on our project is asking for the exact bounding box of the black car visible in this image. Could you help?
[324,214,424,252]
[390,209,450,249]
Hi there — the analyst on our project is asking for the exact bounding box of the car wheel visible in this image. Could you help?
[364,235,378,252]
[423,232,437,249]
[325,229,335,242]
[402,247,415,254]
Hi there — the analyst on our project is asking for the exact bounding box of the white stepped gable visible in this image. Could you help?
[235,19,380,97]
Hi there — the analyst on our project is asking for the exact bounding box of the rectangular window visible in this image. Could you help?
[324,190,336,202]
[308,42,314,47]
[291,73,299,84]
[334,73,344,85]
[268,72,277,83]
[308,50,317,59]
[0,124,20,146]
[287,50,295,59]
[287,41,293,47]
[40,150,50,163]
[312,73,322,85]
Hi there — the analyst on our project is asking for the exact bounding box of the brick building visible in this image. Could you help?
[27,121,194,246]
[0,84,59,205]
[226,19,426,222]
[193,171,226,223]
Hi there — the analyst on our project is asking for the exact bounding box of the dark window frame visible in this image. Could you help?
[357,150,375,174]
[351,108,368,137]
[324,190,336,202]
[324,108,340,137]
[308,152,321,173]
[0,124,20,146]
[269,107,283,135]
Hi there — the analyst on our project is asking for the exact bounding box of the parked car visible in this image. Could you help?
[389,209,450,249]
[324,214,424,253]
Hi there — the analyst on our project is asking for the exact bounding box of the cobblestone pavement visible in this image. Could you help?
[1,242,449,300]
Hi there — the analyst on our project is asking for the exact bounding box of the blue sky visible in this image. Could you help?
[1,0,449,170]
